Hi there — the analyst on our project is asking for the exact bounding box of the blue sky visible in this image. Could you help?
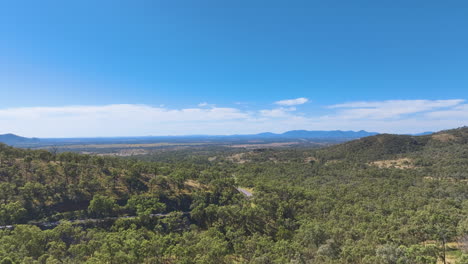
[1,0,467,137]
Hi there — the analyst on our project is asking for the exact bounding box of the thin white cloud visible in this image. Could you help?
[198,102,209,107]
[260,107,296,118]
[0,99,467,137]
[330,99,464,109]
[274,97,308,106]
[0,104,251,137]
[426,104,468,119]
[329,99,464,119]
[0,105,249,121]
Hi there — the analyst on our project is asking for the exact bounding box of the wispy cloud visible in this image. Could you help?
[0,99,466,137]
[0,105,251,137]
[274,97,309,106]
[329,99,464,119]
[426,104,468,119]
[260,107,296,118]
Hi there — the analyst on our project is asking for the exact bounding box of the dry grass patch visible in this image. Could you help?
[228,142,300,148]
[304,156,318,163]
[97,148,149,157]
[325,159,341,165]
[432,133,457,142]
[424,176,468,183]
[227,153,250,164]
[47,142,212,149]
[370,158,415,169]
[184,179,206,189]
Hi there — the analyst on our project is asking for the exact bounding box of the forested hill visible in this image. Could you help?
[315,126,468,162]
[0,142,213,218]
[0,128,467,263]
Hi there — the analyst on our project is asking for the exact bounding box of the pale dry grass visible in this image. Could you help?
[227,153,250,164]
[325,159,341,165]
[97,148,149,156]
[228,142,300,148]
[424,176,468,183]
[184,179,206,189]
[304,156,318,163]
[370,158,415,169]
[423,241,462,264]
[432,133,456,142]
[52,142,211,149]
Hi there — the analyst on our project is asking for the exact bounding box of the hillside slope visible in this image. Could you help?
[0,133,40,145]
[316,126,468,161]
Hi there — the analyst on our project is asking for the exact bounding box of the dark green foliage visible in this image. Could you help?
[126,194,165,216]
[0,127,467,263]
[88,195,118,218]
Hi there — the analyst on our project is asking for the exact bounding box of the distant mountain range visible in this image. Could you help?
[0,130,435,146]
[0,133,40,145]
[253,130,378,139]
[411,131,434,136]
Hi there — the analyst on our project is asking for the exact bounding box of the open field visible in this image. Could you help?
[42,142,214,149]
[24,139,332,157]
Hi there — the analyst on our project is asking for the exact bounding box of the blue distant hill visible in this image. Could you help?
[412,131,434,136]
[0,133,40,145]
[278,130,378,138]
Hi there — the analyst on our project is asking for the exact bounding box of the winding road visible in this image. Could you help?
[237,187,253,197]
[0,212,189,230]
